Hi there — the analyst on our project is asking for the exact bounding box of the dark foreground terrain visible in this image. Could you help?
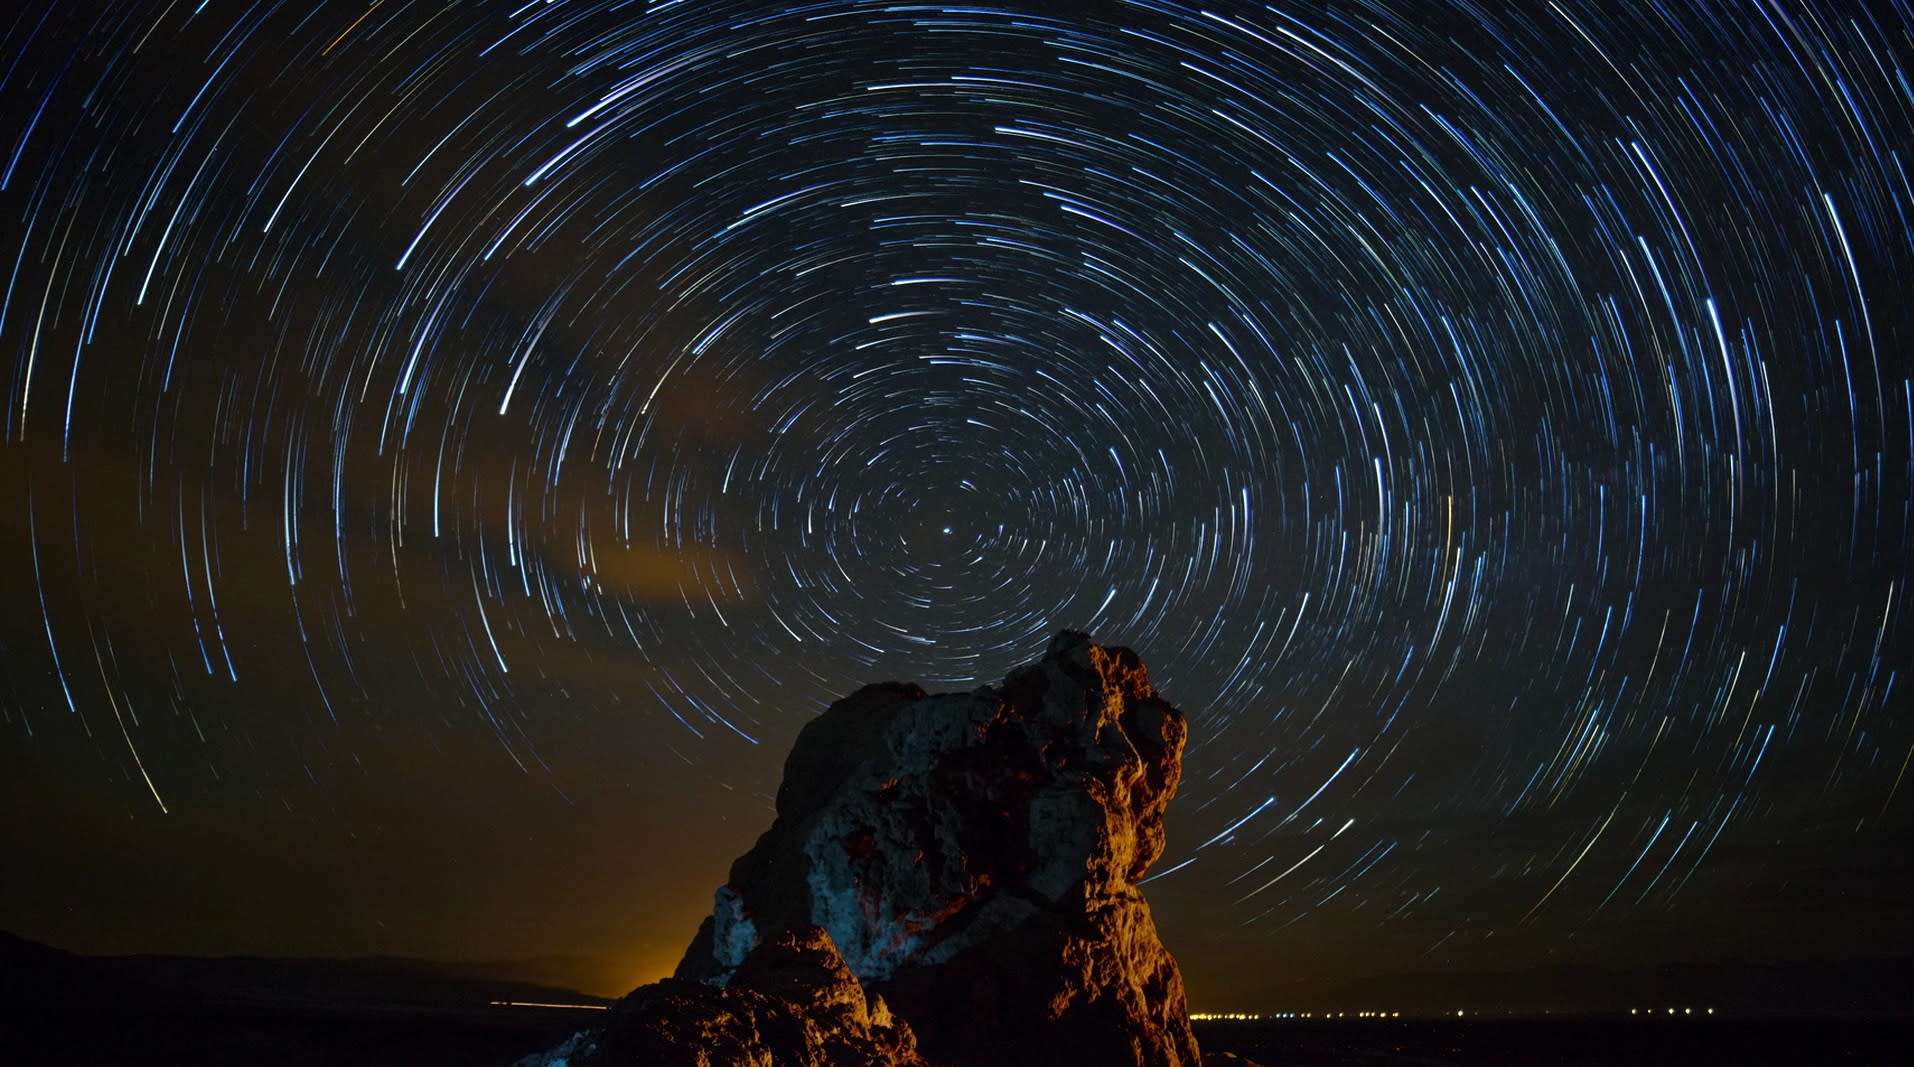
[1,998,601,1067]
[1199,1017,1912,1066]
[0,929,604,1066]
[7,1005,1912,1066]
[5,931,1909,1066]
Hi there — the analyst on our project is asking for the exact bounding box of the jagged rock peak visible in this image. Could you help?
[520,631,1199,1067]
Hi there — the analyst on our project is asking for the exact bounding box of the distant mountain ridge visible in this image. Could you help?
[1,928,611,1010]
[1,929,607,1065]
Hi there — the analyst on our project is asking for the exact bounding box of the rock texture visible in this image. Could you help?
[522,927,923,1067]
[522,630,1198,1067]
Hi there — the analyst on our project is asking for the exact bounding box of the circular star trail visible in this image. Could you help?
[2,0,1910,978]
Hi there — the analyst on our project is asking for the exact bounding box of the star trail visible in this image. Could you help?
[1,0,1910,1002]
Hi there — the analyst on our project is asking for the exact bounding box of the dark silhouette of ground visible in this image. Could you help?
[0,930,602,1066]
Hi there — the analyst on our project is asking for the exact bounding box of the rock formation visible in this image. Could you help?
[520,630,1198,1067]
[528,926,924,1067]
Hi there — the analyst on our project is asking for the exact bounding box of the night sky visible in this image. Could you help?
[2,0,1910,1009]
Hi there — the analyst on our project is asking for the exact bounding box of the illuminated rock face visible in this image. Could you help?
[677,630,1198,1067]
[522,631,1197,1067]
[521,927,924,1067]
